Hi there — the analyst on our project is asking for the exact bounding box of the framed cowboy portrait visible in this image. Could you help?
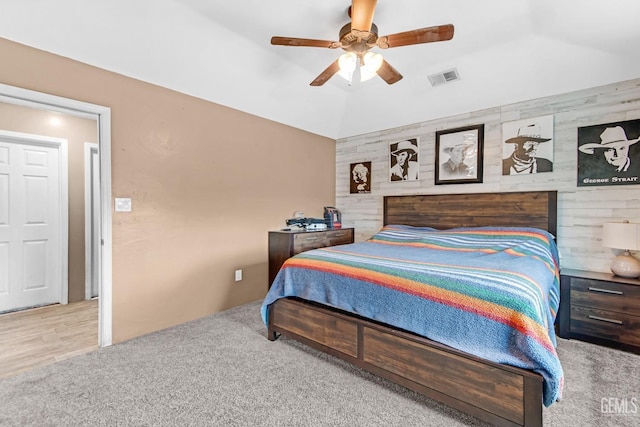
[389,138,419,182]
[577,118,640,187]
[350,161,371,194]
[502,115,554,175]
[435,124,484,185]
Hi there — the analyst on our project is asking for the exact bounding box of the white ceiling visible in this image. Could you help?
[1,0,639,140]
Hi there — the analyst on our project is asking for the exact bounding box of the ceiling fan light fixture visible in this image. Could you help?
[360,52,383,82]
[271,2,454,86]
[337,52,357,83]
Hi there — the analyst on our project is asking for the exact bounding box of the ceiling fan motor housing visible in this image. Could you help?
[339,22,378,55]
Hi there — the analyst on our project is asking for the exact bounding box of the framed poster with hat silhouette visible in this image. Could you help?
[435,124,484,185]
[389,138,419,182]
[502,115,554,175]
[577,119,640,187]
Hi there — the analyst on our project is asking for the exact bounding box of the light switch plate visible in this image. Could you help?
[114,198,132,212]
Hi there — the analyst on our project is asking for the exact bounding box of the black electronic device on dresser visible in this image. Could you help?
[558,269,640,354]
[268,228,354,289]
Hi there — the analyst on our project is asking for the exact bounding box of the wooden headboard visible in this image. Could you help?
[383,191,557,236]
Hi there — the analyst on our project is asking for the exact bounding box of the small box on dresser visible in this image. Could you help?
[558,269,640,354]
[268,228,354,289]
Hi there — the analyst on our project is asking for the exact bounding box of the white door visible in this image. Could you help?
[0,130,67,313]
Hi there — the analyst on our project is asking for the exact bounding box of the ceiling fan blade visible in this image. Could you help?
[350,0,377,32]
[377,24,454,49]
[271,36,341,49]
[377,60,403,85]
[310,60,341,86]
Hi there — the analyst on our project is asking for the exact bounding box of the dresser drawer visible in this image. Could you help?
[292,233,330,254]
[570,305,640,348]
[324,229,354,246]
[570,278,640,316]
[292,229,354,254]
[269,228,355,289]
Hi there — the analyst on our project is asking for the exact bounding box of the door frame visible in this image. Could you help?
[0,83,113,347]
[84,142,99,300]
[0,130,69,307]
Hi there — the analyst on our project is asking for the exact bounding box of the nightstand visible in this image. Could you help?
[268,228,354,289]
[558,269,640,354]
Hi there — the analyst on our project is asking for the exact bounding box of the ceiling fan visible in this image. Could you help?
[270,0,454,86]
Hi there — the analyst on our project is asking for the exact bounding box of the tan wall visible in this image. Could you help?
[0,102,97,303]
[0,37,336,343]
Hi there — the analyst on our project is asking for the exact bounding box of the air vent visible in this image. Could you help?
[428,68,461,87]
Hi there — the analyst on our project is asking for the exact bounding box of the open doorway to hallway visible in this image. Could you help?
[0,102,99,312]
[0,102,100,374]
[0,84,112,370]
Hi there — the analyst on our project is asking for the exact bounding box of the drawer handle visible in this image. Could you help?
[588,315,623,325]
[588,287,623,295]
[303,237,318,241]
[334,232,347,237]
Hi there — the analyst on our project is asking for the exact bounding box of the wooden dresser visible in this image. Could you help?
[268,228,354,288]
[558,268,640,354]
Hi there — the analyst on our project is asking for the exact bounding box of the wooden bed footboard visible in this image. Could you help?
[268,298,543,427]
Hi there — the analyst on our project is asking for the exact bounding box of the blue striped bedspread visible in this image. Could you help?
[261,225,564,406]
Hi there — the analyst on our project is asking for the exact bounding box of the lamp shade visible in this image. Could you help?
[337,52,357,83]
[338,52,357,73]
[603,222,640,250]
[602,221,640,278]
[360,52,383,82]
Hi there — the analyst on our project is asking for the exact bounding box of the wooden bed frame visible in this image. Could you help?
[267,190,558,427]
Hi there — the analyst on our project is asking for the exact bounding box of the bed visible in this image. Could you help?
[262,190,560,427]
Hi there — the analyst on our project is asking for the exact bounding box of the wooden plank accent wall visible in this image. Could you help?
[336,78,640,273]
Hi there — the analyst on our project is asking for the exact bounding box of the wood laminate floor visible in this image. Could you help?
[0,299,98,379]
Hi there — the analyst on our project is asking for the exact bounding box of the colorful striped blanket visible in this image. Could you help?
[261,225,564,406]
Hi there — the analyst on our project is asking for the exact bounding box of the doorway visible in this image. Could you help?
[0,83,113,347]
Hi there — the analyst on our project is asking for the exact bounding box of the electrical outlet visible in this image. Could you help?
[234,269,242,282]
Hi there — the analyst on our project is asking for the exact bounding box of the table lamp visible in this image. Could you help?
[602,221,640,278]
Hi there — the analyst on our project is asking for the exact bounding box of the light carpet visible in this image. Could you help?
[1,301,638,426]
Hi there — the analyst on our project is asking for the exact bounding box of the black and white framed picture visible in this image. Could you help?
[435,124,483,185]
[350,161,371,193]
[502,115,554,175]
[389,138,419,181]
[577,119,640,187]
